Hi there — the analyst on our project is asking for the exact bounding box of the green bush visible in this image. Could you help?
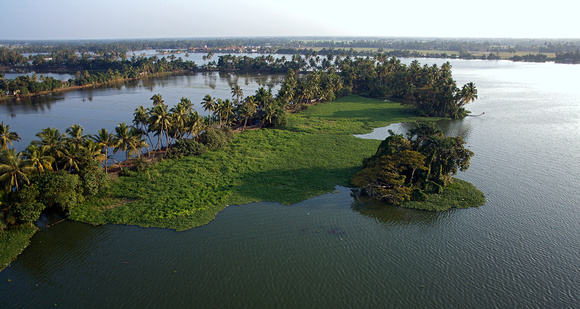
[411,188,428,201]
[9,184,45,224]
[33,171,83,213]
[132,157,151,172]
[200,129,228,150]
[118,168,132,177]
[166,139,208,158]
[424,180,443,194]
[79,165,110,196]
[15,202,45,225]
[272,108,288,128]
[220,127,235,143]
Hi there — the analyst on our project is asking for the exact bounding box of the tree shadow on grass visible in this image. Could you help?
[230,166,360,206]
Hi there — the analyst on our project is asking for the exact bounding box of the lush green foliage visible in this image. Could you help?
[400,178,485,211]
[0,225,37,272]
[73,95,429,230]
[351,122,476,207]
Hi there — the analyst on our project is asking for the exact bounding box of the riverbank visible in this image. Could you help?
[70,95,484,231]
[0,70,193,102]
[0,226,37,271]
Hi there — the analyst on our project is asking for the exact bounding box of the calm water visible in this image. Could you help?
[1,70,283,159]
[1,59,580,308]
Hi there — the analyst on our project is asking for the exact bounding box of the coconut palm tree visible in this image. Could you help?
[92,128,116,173]
[458,82,478,107]
[0,148,34,192]
[184,111,204,139]
[201,94,217,125]
[33,127,66,171]
[128,129,149,158]
[231,85,243,105]
[59,142,83,173]
[241,96,257,131]
[114,122,133,167]
[170,102,189,140]
[23,144,54,175]
[0,122,21,150]
[150,93,164,106]
[149,104,172,150]
[66,124,88,146]
[82,139,107,167]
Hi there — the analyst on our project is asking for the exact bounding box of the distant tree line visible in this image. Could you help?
[0,54,198,97]
[3,37,580,58]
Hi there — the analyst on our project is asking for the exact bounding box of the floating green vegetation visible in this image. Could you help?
[401,178,486,211]
[72,95,462,231]
[0,225,37,272]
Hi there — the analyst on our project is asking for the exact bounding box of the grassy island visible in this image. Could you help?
[1,54,486,270]
[71,95,484,231]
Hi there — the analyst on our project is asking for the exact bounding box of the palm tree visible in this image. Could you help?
[66,124,88,146]
[82,139,107,167]
[34,127,66,171]
[184,111,204,139]
[220,99,235,126]
[241,96,258,131]
[128,129,149,158]
[170,102,189,140]
[133,105,153,149]
[0,122,21,150]
[150,93,164,106]
[458,82,478,107]
[231,85,243,105]
[114,122,133,167]
[0,149,34,192]
[201,94,217,125]
[92,128,116,173]
[149,104,172,151]
[59,142,83,173]
[23,144,54,175]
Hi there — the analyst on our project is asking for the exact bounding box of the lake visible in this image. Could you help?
[1,59,580,308]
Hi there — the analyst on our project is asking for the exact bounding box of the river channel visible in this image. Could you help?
[1,58,579,307]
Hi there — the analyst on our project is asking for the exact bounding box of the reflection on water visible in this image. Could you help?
[350,194,450,226]
[354,118,473,142]
[0,72,284,157]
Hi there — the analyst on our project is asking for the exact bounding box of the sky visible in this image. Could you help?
[1,0,578,40]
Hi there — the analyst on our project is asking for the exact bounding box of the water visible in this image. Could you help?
[1,59,580,307]
[1,71,283,159]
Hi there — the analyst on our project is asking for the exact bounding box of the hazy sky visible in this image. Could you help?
[1,0,577,40]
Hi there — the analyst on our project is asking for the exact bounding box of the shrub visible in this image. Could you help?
[166,139,208,159]
[272,108,288,128]
[411,188,428,202]
[15,202,45,225]
[118,168,132,177]
[34,171,83,213]
[424,180,443,194]
[79,165,110,196]
[200,129,228,150]
[132,157,151,172]
[220,126,235,143]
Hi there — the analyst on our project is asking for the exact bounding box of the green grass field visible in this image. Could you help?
[71,95,482,231]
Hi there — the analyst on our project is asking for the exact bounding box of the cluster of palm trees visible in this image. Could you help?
[0,120,148,193]
[132,86,286,156]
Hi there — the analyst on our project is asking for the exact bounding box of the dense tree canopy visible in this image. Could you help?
[352,122,474,205]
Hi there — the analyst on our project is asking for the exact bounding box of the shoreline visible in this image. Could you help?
[0,70,193,102]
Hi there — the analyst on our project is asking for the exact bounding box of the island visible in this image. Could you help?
[1,54,485,271]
